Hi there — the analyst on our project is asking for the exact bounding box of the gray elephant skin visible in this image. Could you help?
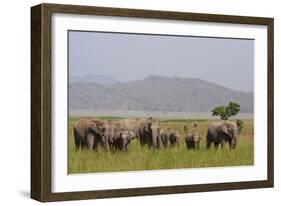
[206,121,238,149]
[169,129,180,147]
[73,118,105,150]
[111,118,161,149]
[103,120,119,151]
[160,129,171,148]
[102,118,159,150]
[160,128,180,148]
[112,130,136,151]
[185,132,201,150]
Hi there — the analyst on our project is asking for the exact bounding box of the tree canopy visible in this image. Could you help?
[211,102,240,120]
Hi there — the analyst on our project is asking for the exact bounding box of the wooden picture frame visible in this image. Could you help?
[31,3,274,202]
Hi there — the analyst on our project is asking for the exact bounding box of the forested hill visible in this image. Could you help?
[69,75,253,113]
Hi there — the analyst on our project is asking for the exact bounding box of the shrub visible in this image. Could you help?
[236,119,244,134]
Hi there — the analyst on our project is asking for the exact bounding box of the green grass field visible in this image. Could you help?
[68,117,254,174]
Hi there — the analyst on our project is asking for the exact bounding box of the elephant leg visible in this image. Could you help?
[192,142,196,149]
[161,136,164,147]
[157,136,163,149]
[176,140,180,147]
[139,134,145,147]
[168,140,174,148]
[80,139,87,150]
[87,134,95,151]
[141,138,146,147]
[167,138,170,148]
[73,129,81,150]
[121,138,127,151]
[112,142,117,151]
[125,143,130,151]
[110,139,115,151]
[145,134,151,148]
[139,130,147,147]
[187,142,191,150]
[139,138,143,146]
[116,138,122,151]
[151,128,159,149]
[206,141,212,149]
[228,141,231,149]
[104,137,110,151]
[229,138,237,149]
[221,140,226,149]
[74,140,80,150]
[139,135,143,146]
[110,143,115,151]
[214,143,219,150]
[94,138,100,151]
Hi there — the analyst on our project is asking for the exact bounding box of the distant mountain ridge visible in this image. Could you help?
[69,75,253,113]
[69,74,119,85]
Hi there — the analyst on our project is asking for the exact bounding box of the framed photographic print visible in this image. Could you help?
[31,3,274,202]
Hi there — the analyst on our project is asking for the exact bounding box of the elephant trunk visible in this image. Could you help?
[194,142,200,150]
[104,136,110,151]
[230,137,237,149]
[122,137,127,151]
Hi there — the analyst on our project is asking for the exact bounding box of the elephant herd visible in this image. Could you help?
[73,117,238,152]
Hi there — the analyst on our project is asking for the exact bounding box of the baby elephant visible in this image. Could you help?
[185,132,201,150]
[160,128,171,148]
[113,130,136,151]
[160,128,180,148]
[170,129,180,147]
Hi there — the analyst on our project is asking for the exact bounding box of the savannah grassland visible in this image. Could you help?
[68,117,254,174]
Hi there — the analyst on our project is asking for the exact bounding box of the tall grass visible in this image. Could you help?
[68,117,254,174]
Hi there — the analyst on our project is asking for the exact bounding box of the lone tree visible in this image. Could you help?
[211,102,240,120]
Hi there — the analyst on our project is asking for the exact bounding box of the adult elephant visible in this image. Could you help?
[103,120,119,151]
[112,117,161,149]
[73,118,105,151]
[206,121,238,149]
[137,119,161,149]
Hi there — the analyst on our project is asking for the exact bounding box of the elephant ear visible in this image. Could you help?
[129,131,136,140]
[88,122,99,134]
[90,120,105,133]
[114,128,122,137]
[221,125,229,135]
[93,120,102,127]
[226,123,236,138]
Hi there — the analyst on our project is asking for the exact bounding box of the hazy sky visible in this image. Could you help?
[69,31,254,92]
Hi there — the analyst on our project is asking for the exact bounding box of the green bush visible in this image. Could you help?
[236,119,244,134]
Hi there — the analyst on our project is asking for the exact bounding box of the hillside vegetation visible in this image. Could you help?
[69,75,253,113]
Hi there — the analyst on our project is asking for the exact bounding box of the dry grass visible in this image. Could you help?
[68,117,254,174]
